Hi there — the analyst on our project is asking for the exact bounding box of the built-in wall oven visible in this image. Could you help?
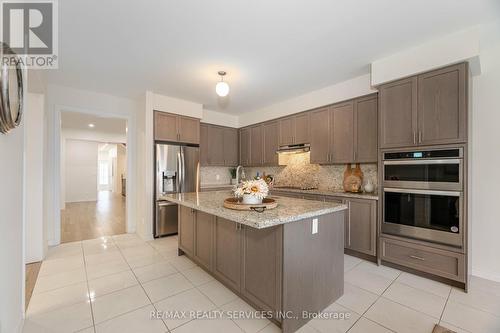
[382,148,464,247]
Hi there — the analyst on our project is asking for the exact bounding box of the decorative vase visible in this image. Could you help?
[242,194,262,205]
[364,179,374,193]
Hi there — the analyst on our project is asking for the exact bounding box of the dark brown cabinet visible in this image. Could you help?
[379,77,417,148]
[239,127,251,166]
[418,63,467,145]
[194,211,214,271]
[250,125,263,166]
[213,218,242,291]
[310,95,378,164]
[263,121,279,166]
[354,95,378,162]
[379,62,467,149]
[309,107,331,164]
[200,124,239,166]
[178,206,195,256]
[223,127,239,166]
[279,113,310,145]
[241,225,282,313]
[344,198,377,256]
[331,101,355,163]
[154,111,200,144]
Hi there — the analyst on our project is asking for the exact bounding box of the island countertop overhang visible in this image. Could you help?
[159,190,348,229]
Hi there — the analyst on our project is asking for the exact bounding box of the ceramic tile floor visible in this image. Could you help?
[23,233,500,333]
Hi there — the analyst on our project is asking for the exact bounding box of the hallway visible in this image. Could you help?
[61,191,126,243]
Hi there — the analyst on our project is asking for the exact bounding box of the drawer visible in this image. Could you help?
[324,196,343,204]
[301,194,324,201]
[380,237,465,282]
[271,191,303,199]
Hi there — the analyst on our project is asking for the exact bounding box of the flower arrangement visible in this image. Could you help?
[234,179,269,204]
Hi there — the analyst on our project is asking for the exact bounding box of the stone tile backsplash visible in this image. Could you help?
[200,166,234,185]
[200,154,378,191]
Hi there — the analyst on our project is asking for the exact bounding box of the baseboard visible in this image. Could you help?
[471,268,500,283]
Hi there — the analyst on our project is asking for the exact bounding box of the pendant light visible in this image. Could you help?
[215,71,230,97]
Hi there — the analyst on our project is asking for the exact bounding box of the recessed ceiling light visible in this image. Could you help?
[215,71,229,97]
[88,123,95,128]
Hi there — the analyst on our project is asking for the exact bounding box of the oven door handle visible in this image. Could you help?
[383,159,461,165]
[383,187,461,197]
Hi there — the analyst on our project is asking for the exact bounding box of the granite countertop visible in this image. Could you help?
[160,191,347,229]
[271,187,379,200]
[200,184,234,189]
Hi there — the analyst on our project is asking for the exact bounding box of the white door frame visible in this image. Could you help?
[52,104,136,245]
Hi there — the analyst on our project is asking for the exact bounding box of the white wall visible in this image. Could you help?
[65,140,98,202]
[25,93,46,263]
[202,108,239,128]
[238,74,376,127]
[0,118,25,332]
[45,84,140,245]
[470,21,500,281]
[371,26,482,85]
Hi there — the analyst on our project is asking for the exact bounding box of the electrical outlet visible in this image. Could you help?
[312,218,318,234]
[216,174,220,180]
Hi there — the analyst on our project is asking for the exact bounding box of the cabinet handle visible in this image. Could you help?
[409,255,425,261]
[418,131,422,143]
[413,132,416,144]
[354,151,357,161]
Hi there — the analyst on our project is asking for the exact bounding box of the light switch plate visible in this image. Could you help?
[312,218,318,234]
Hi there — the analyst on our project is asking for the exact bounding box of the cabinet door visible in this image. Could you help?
[263,121,279,166]
[241,225,282,313]
[250,125,263,166]
[379,77,417,148]
[239,128,251,166]
[279,117,294,146]
[331,101,355,163]
[223,127,239,166]
[179,206,195,256]
[207,125,225,165]
[194,211,214,271]
[178,116,200,144]
[345,199,376,256]
[199,124,209,166]
[155,111,178,142]
[354,95,378,163]
[213,218,241,291]
[294,113,310,144]
[418,63,467,145]
[309,107,330,164]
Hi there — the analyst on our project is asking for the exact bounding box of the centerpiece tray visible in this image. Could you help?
[223,197,278,211]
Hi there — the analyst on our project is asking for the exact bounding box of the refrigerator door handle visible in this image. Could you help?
[180,147,186,192]
[176,151,182,193]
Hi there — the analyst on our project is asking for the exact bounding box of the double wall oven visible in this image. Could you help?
[382,148,464,247]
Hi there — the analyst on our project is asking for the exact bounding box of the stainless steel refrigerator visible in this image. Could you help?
[155,143,199,237]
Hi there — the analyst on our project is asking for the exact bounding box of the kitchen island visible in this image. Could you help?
[160,191,347,333]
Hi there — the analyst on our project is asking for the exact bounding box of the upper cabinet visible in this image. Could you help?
[154,111,200,144]
[379,62,467,148]
[310,95,378,164]
[279,113,310,146]
[200,123,239,166]
[354,95,378,163]
[417,63,467,145]
[263,121,279,166]
[250,125,263,166]
[239,127,251,166]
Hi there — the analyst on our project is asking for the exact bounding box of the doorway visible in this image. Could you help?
[60,111,128,243]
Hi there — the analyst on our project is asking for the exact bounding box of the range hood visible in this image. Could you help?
[277,143,310,154]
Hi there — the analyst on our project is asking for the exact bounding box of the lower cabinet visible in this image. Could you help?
[194,211,214,271]
[213,217,242,291]
[241,225,282,313]
[344,198,377,256]
[178,206,195,256]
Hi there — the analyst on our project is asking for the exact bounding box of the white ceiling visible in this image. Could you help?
[47,0,500,114]
[61,111,127,143]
